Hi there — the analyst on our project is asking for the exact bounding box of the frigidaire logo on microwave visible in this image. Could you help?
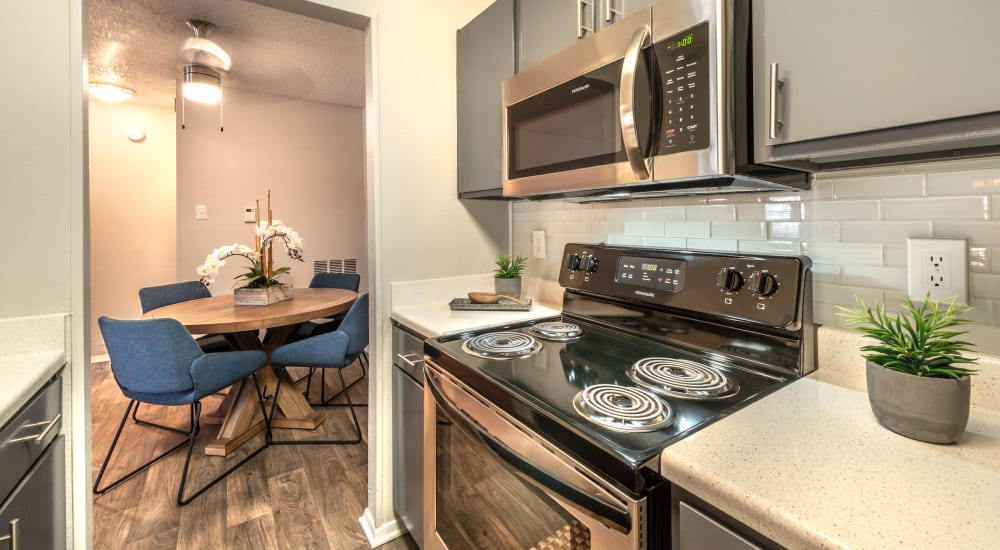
[571,83,590,94]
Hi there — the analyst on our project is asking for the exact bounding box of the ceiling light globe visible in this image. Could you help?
[182,64,222,104]
[89,83,135,103]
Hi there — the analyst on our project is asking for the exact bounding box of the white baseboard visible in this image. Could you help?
[359,507,406,548]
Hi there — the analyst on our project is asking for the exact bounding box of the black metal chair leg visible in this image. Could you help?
[177,374,272,505]
[309,357,368,407]
[130,402,190,435]
[93,400,192,495]
[269,367,362,446]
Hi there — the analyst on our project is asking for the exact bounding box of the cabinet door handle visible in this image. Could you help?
[0,519,19,550]
[396,353,423,368]
[768,62,785,139]
[4,414,62,446]
[577,0,595,38]
[619,24,652,180]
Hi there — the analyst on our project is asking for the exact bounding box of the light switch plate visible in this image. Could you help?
[195,204,208,220]
[906,238,968,304]
[532,231,546,259]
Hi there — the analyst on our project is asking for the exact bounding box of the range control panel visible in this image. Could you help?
[559,243,810,329]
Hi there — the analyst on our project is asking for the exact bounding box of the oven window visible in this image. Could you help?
[434,405,591,549]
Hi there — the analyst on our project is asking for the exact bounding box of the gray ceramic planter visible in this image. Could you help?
[866,361,970,444]
[494,277,522,299]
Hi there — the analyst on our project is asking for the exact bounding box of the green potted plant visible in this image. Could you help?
[838,294,978,444]
[493,253,527,299]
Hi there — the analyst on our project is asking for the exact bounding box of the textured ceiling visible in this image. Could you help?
[89,0,365,109]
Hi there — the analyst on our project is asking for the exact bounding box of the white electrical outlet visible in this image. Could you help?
[195,204,208,220]
[906,238,969,303]
[531,231,546,259]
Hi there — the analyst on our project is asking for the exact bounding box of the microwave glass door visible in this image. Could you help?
[506,57,653,181]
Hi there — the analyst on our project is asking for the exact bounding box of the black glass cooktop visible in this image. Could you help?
[424,316,790,494]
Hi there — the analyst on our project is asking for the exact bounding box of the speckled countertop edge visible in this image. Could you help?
[0,314,68,426]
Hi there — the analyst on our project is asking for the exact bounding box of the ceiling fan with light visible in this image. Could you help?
[180,19,231,131]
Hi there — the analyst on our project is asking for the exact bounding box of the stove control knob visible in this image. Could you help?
[581,254,599,273]
[716,268,743,292]
[751,271,778,297]
[565,253,582,270]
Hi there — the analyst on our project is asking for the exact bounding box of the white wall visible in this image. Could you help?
[176,87,367,292]
[89,102,176,356]
[512,157,1000,355]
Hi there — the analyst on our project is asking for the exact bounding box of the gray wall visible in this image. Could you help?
[513,158,1000,354]
[176,87,367,292]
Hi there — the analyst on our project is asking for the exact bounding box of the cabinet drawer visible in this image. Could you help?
[0,375,62,501]
[392,325,426,383]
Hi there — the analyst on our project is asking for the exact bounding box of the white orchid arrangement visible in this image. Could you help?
[197,220,304,288]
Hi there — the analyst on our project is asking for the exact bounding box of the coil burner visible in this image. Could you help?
[529,321,583,342]
[627,358,739,400]
[461,331,543,360]
[572,384,675,432]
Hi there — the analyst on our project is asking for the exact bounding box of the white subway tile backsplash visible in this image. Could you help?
[711,221,766,239]
[841,266,908,291]
[685,204,736,221]
[624,221,665,236]
[802,242,883,266]
[927,169,1000,196]
[835,174,924,199]
[511,159,1000,334]
[801,200,879,221]
[840,221,932,244]
[643,236,688,248]
[769,221,839,241]
[664,221,710,237]
[687,238,738,252]
[971,273,1000,300]
[933,222,1000,245]
[737,240,801,255]
[882,196,989,221]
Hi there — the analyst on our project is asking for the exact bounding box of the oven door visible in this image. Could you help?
[502,6,655,198]
[423,360,645,550]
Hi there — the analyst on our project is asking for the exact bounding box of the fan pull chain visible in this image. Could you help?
[180,92,186,130]
[219,86,224,132]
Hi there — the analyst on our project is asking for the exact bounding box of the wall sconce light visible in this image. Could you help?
[89,83,135,103]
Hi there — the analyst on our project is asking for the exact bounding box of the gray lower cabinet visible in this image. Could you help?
[392,322,426,548]
[457,0,515,198]
[678,502,760,550]
[0,374,65,550]
[754,0,1000,168]
[518,0,649,72]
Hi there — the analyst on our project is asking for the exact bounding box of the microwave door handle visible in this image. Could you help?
[619,25,652,180]
[425,367,631,534]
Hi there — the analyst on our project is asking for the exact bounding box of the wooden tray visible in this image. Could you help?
[449,298,532,311]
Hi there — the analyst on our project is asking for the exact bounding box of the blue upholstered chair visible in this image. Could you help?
[139,281,232,353]
[295,273,367,405]
[94,316,271,505]
[269,293,369,445]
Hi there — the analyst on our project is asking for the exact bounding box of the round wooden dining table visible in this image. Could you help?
[142,287,358,456]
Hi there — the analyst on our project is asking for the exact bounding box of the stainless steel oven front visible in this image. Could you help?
[423,360,646,550]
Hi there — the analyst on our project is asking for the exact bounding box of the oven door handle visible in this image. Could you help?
[425,367,632,534]
[619,24,651,181]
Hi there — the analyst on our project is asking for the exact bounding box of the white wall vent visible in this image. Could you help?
[313,258,358,275]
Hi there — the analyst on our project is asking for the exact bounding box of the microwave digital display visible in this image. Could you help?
[653,22,710,155]
[616,255,686,292]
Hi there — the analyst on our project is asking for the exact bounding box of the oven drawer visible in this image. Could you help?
[0,375,62,502]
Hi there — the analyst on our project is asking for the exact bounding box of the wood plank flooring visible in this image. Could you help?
[91,361,417,550]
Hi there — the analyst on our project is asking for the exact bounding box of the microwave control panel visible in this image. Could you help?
[653,22,710,155]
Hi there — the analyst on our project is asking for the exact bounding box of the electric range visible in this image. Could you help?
[422,243,814,549]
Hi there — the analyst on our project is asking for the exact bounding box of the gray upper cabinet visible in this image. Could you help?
[518,0,649,73]
[457,0,516,198]
[754,0,1000,168]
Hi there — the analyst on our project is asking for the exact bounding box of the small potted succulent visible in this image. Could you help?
[839,294,978,444]
[493,253,527,299]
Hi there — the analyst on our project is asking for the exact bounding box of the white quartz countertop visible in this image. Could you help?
[0,351,66,425]
[660,377,1000,550]
[392,301,561,337]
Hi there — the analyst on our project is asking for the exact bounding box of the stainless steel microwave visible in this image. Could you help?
[502,0,808,200]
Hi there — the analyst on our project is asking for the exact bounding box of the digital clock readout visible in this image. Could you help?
[675,34,693,48]
[616,255,686,292]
